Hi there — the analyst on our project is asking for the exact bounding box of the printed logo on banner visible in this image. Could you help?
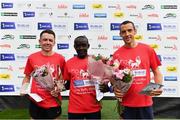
[19,35,36,39]
[148,35,161,41]
[164,44,177,51]
[1,12,18,16]
[1,22,15,29]
[72,4,85,9]
[38,22,52,30]
[0,74,11,79]
[110,23,120,30]
[92,4,103,9]
[142,4,155,10]
[16,23,31,30]
[57,4,68,9]
[89,23,104,31]
[1,34,15,40]
[0,53,15,61]
[126,5,137,9]
[38,12,53,18]
[57,35,71,41]
[17,44,30,49]
[1,3,13,8]
[147,13,159,18]
[53,23,67,31]
[134,35,143,41]
[164,76,177,81]
[35,44,41,48]
[15,54,29,61]
[0,65,13,71]
[163,23,178,31]
[0,85,15,92]
[129,13,143,19]
[147,23,162,30]
[163,13,176,19]
[17,3,32,9]
[97,35,108,40]
[149,44,159,50]
[113,12,124,18]
[57,12,73,18]
[108,4,121,10]
[163,87,178,95]
[57,43,69,49]
[161,5,177,9]
[94,13,107,18]
[36,3,52,9]
[162,55,177,63]
[166,66,177,72]
[23,11,35,17]
[0,44,11,49]
[166,36,178,41]
[91,44,108,50]
[79,13,89,18]
[112,36,123,40]
[74,23,89,30]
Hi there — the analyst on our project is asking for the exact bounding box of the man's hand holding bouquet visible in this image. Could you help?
[88,54,133,116]
[31,64,65,106]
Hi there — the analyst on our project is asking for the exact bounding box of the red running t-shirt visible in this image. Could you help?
[24,51,65,108]
[63,56,101,113]
[113,43,161,107]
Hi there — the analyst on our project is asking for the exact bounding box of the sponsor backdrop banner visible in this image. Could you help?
[0,0,180,97]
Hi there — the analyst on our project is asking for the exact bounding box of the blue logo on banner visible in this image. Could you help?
[0,85,15,92]
[38,22,52,30]
[1,3,13,8]
[110,23,120,30]
[164,76,177,81]
[0,53,15,61]
[57,43,69,49]
[1,22,15,29]
[94,13,107,18]
[112,36,123,40]
[147,23,162,30]
[74,23,89,30]
[73,4,85,9]
[23,12,35,17]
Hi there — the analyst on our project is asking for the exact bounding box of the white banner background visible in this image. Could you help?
[0,0,180,97]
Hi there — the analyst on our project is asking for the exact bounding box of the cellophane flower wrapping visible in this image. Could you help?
[107,58,133,118]
[32,65,54,91]
[87,55,113,101]
[31,64,65,105]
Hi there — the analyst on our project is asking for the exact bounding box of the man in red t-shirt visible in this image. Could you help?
[63,36,101,119]
[21,29,65,119]
[112,20,163,119]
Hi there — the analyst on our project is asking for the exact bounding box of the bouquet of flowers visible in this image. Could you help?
[106,57,133,96]
[31,64,65,105]
[106,57,133,117]
[87,55,112,101]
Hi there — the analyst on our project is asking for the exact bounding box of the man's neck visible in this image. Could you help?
[41,51,54,56]
[125,41,138,48]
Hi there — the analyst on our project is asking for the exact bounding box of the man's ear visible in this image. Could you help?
[87,43,90,49]
[38,39,41,43]
[134,28,137,34]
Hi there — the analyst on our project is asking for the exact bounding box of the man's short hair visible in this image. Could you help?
[120,20,136,30]
[40,29,56,38]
